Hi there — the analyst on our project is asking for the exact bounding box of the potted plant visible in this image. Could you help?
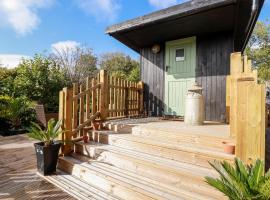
[205,158,270,200]
[222,141,235,154]
[27,119,62,175]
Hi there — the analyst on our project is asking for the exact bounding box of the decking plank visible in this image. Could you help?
[0,134,75,200]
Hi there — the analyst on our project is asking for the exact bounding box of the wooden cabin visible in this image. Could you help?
[43,1,266,199]
[106,0,265,122]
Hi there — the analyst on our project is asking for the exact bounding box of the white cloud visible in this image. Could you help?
[51,40,81,54]
[0,54,30,69]
[75,0,121,22]
[0,0,54,36]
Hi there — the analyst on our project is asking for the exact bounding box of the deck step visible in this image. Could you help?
[58,155,224,200]
[72,147,226,199]
[88,131,234,168]
[38,171,121,200]
[52,119,233,200]
[58,156,195,200]
[75,141,215,180]
[132,124,235,151]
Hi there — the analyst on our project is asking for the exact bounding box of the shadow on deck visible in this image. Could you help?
[0,134,75,200]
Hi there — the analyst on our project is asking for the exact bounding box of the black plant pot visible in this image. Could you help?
[34,142,61,175]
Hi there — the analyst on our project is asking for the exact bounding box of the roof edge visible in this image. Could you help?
[106,0,237,34]
[241,0,265,52]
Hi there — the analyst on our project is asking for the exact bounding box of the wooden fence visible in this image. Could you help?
[58,70,144,154]
[226,52,265,164]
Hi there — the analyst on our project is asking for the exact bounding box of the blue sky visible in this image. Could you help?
[0,0,270,67]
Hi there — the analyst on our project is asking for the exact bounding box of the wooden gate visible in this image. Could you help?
[58,70,144,154]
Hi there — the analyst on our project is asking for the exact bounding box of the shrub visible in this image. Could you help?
[14,55,67,112]
[205,158,270,200]
[0,95,36,130]
[0,96,13,130]
[0,67,17,96]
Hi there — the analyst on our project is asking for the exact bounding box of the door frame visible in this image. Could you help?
[164,36,197,116]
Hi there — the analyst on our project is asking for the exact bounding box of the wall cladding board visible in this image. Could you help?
[196,32,233,122]
[140,45,165,116]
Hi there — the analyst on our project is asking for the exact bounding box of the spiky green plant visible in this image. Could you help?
[205,158,270,200]
[27,119,62,146]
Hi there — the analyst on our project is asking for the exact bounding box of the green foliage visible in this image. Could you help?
[27,119,62,146]
[205,158,270,200]
[0,67,17,96]
[0,95,36,129]
[100,52,140,81]
[0,95,12,118]
[258,65,270,81]
[246,20,270,82]
[128,66,140,82]
[13,54,67,112]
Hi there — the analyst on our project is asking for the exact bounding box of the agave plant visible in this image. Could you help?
[27,119,63,146]
[205,158,270,200]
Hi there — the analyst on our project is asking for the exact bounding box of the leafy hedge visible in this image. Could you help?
[0,95,36,131]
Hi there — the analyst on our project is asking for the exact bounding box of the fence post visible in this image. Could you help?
[229,52,243,138]
[62,87,73,155]
[86,77,91,119]
[235,81,265,164]
[72,83,78,138]
[99,70,108,120]
[226,76,231,124]
[125,81,129,117]
[230,52,243,75]
[138,81,144,115]
[58,90,64,146]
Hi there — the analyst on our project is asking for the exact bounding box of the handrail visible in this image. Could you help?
[72,84,101,100]
[71,111,100,135]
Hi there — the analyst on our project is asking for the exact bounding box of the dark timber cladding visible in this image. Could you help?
[140,45,165,116]
[196,32,233,122]
[141,32,233,120]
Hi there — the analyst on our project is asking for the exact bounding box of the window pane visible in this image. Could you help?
[176,48,185,61]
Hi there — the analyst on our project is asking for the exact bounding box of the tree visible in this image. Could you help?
[99,52,140,82]
[50,45,98,84]
[14,55,67,112]
[246,20,270,82]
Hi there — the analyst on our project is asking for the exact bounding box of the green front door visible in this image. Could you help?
[164,37,196,116]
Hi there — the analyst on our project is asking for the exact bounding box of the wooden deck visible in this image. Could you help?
[105,118,230,138]
[135,120,230,138]
[0,134,75,200]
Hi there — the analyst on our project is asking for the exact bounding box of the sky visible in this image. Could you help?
[0,0,270,68]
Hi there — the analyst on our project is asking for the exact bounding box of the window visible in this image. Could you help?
[176,48,185,62]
